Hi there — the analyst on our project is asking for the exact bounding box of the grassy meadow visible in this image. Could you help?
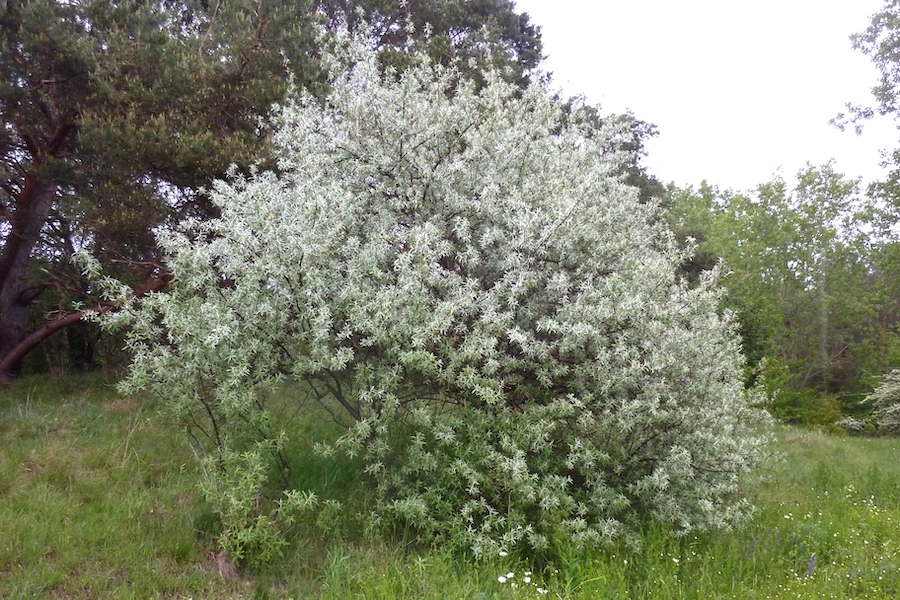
[2,374,900,599]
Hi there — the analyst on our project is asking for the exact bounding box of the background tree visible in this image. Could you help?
[833,0,900,213]
[667,164,899,425]
[0,0,326,376]
[833,0,900,130]
[99,30,770,563]
[559,100,665,204]
[832,0,900,426]
[315,0,543,88]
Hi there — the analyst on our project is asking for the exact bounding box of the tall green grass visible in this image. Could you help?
[2,377,900,598]
[0,374,246,599]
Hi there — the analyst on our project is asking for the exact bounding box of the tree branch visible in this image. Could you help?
[0,272,171,379]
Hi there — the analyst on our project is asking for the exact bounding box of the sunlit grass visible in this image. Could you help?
[2,377,900,598]
[0,374,247,599]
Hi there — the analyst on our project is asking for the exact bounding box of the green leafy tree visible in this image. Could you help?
[96,29,770,562]
[834,0,900,132]
[833,0,900,208]
[668,165,895,424]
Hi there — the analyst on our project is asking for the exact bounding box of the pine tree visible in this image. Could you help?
[0,0,323,375]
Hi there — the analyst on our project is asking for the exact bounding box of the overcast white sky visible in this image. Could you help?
[514,0,898,191]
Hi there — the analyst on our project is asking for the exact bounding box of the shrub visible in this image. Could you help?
[95,28,770,561]
[865,369,900,433]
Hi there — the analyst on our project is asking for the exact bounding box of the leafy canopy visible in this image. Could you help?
[667,165,900,426]
[99,28,770,561]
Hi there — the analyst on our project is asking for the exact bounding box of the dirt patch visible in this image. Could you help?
[206,550,241,581]
[104,398,137,414]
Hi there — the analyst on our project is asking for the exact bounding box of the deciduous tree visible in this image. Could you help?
[0,0,549,378]
[834,0,900,206]
[667,165,897,424]
[99,29,770,562]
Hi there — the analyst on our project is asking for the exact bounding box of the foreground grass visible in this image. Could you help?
[2,376,900,598]
[0,374,242,599]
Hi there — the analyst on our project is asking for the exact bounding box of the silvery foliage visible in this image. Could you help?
[98,29,770,557]
[866,370,900,433]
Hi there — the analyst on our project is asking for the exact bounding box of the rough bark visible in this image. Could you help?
[0,181,59,375]
[0,272,171,379]
[0,120,73,376]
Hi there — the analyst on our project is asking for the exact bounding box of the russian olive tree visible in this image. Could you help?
[100,31,770,560]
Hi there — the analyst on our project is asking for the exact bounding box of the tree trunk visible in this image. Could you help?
[0,309,96,378]
[0,181,58,376]
[0,273,171,379]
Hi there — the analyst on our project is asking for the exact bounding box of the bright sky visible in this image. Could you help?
[514,0,899,192]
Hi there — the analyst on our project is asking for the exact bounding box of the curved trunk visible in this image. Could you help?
[0,309,94,378]
[0,272,171,380]
[0,181,58,376]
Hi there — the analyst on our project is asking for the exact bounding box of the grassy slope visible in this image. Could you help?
[1,376,900,599]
